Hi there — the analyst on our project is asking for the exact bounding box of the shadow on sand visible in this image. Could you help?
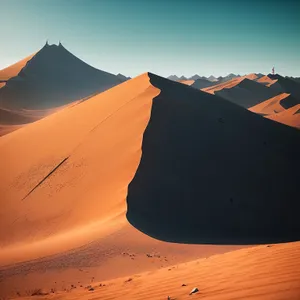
[126,73,300,245]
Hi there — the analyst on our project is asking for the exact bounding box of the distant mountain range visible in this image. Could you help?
[117,73,131,81]
[167,73,240,83]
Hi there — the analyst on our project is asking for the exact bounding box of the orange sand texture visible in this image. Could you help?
[249,93,290,115]
[0,54,35,82]
[0,50,300,300]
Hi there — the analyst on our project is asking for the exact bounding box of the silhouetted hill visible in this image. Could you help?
[255,73,265,79]
[188,74,208,81]
[268,74,300,101]
[179,75,188,80]
[0,43,124,109]
[191,78,216,89]
[208,75,218,82]
[217,73,240,83]
[126,73,300,245]
[167,75,180,81]
[116,73,131,81]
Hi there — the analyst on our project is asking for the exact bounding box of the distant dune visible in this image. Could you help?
[249,93,290,115]
[257,75,278,86]
[179,79,195,86]
[214,78,281,108]
[126,73,300,244]
[201,73,256,94]
[0,53,35,82]
[266,104,300,129]
[268,74,300,101]
[0,43,128,136]
[191,78,216,89]
[0,43,124,110]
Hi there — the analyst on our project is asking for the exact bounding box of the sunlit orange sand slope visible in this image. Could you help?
[0,101,81,136]
[10,242,300,300]
[249,93,290,115]
[0,54,35,82]
[201,73,257,94]
[0,73,160,262]
[179,80,195,86]
[266,104,300,129]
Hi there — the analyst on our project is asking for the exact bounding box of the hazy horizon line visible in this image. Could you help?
[0,42,298,79]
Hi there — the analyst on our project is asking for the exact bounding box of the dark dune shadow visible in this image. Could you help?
[126,73,300,245]
[0,43,124,110]
[280,94,300,109]
[190,78,216,89]
[269,74,300,101]
[215,78,281,108]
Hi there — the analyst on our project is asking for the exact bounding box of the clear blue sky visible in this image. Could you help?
[0,0,299,77]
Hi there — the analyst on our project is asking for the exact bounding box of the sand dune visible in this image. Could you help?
[0,124,24,136]
[0,73,245,297]
[257,75,278,86]
[267,74,300,100]
[202,73,257,94]
[0,43,123,110]
[0,72,299,299]
[266,104,300,129]
[5,242,300,300]
[190,78,216,89]
[127,73,300,244]
[0,54,35,82]
[0,73,238,262]
[179,80,195,86]
[0,100,82,136]
[214,78,281,108]
[0,73,158,254]
[249,93,290,115]
[0,43,125,136]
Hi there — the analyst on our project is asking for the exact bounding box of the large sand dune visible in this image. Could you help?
[127,73,300,244]
[0,73,158,254]
[0,73,245,298]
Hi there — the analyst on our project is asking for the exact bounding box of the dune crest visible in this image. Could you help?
[0,54,35,82]
[0,73,160,263]
[126,73,300,244]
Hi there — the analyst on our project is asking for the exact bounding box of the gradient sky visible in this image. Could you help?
[0,0,299,77]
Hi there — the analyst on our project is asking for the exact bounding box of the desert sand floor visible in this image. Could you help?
[5,242,300,300]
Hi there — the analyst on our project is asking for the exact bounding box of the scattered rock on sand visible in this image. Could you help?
[31,289,48,296]
[182,283,187,286]
[189,287,199,295]
[88,287,94,291]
